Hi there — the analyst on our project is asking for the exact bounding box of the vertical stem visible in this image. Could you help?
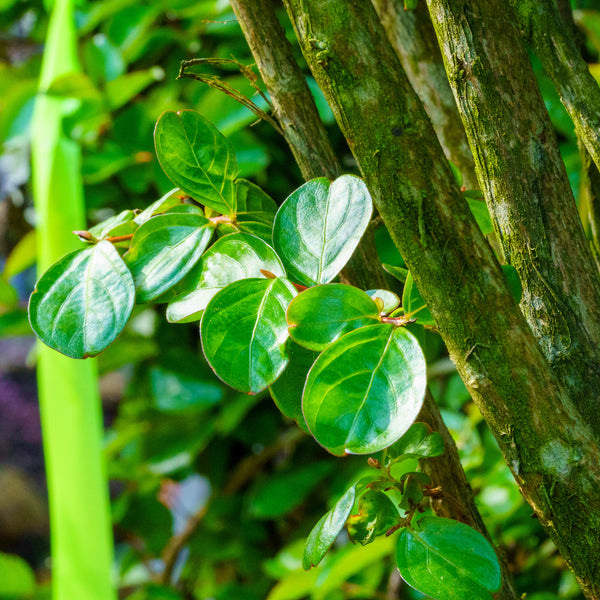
[31,1,115,599]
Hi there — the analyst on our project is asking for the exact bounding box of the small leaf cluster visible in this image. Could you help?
[28,109,502,599]
[304,422,502,599]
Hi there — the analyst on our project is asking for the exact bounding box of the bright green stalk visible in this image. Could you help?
[31,1,116,599]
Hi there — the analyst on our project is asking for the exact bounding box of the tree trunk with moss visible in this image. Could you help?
[282,0,600,596]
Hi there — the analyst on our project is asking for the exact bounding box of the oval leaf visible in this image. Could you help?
[29,241,135,359]
[303,324,426,456]
[154,110,237,215]
[273,175,373,286]
[201,278,296,393]
[396,517,502,599]
[287,284,380,351]
[303,480,367,570]
[124,213,214,303]
[346,489,399,545]
[167,233,285,323]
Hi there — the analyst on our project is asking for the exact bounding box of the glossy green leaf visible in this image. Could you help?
[134,188,182,225]
[287,284,380,351]
[346,489,399,545]
[273,175,373,286]
[166,233,285,323]
[402,272,435,325]
[303,480,366,570]
[234,178,278,242]
[154,110,237,215]
[124,213,214,303]
[382,263,408,284]
[270,340,318,432]
[501,264,523,303]
[201,277,296,393]
[396,517,502,599]
[386,422,445,462]
[303,324,426,456]
[29,240,135,359]
[467,197,494,235]
[365,289,400,313]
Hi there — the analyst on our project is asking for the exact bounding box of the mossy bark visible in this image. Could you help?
[426,0,600,438]
[283,0,600,595]
[371,0,476,188]
[230,1,517,595]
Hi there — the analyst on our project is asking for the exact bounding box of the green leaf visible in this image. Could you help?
[346,489,399,545]
[386,422,445,462]
[134,188,182,225]
[273,175,373,286]
[501,264,522,303]
[166,233,285,323]
[303,324,426,456]
[150,366,223,412]
[249,462,334,519]
[154,110,237,215]
[88,209,138,241]
[124,213,214,303]
[402,272,435,325]
[201,278,296,393]
[382,263,408,284]
[29,241,135,359]
[234,179,278,242]
[396,517,502,599]
[303,480,366,569]
[365,289,400,313]
[0,552,36,596]
[270,340,318,432]
[287,284,380,351]
[448,160,463,188]
[467,197,494,235]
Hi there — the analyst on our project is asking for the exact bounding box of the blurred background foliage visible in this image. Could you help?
[1,0,599,599]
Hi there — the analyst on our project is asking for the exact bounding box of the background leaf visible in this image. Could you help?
[29,240,135,359]
[273,175,373,286]
[396,517,502,599]
[201,277,296,393]
[269,339,318,432]
[303,324,426,456]
[154,110,237,214]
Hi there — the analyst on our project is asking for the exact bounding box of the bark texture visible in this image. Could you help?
[230,1,517,595]
[511,0,600,173]
[283,0,600,595]
[372,0,477,188]
[426,0,600,437]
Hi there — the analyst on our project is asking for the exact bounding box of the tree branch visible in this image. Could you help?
[426,0,600,437]
[372,0,477,188]
[282,0,600,595]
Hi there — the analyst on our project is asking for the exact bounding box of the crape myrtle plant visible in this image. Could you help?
[28,109,511,599]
